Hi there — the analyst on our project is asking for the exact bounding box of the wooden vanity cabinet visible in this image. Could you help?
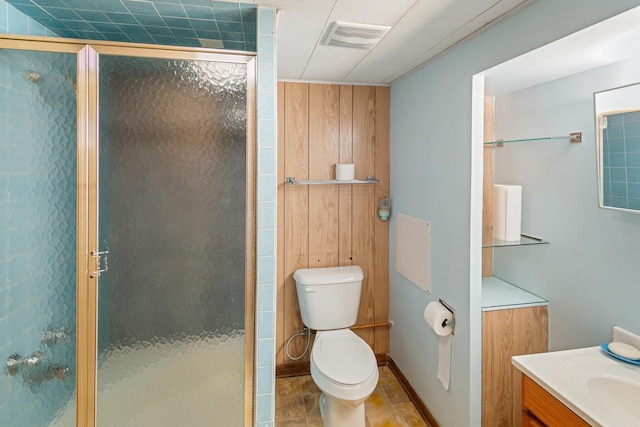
[482,305,548,426]
[521,374,590,427]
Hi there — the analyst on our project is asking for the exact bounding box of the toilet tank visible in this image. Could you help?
[293,265,364,330]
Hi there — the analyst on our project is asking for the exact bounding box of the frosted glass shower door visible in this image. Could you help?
[95,53,252,426]
[0,47,78,426]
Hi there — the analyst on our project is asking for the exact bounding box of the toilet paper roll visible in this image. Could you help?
[424,301,454,336]
[335,163,355,181]
[424,301,454,390]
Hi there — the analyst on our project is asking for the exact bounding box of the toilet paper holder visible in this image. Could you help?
[439,298,455,334]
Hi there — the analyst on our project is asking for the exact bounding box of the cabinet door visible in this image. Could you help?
[521,375,590,427]
[522,411,546,427]
[483,306,548,426]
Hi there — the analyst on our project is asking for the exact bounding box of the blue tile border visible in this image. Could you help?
[255,6,276,425]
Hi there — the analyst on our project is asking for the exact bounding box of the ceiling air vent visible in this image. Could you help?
[320,21,391,50]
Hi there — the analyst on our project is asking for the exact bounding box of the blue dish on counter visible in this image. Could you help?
[600,343,640,366]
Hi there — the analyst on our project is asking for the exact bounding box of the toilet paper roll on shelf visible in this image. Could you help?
[335,163,355,181]
[424,301,454,390]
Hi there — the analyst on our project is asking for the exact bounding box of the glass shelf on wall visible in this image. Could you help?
[484,132,582,146]
[482,276,548,311]
[286,176,381,185]
[482,233,548,248]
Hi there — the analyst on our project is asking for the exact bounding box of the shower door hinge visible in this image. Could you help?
[90,250,109,278]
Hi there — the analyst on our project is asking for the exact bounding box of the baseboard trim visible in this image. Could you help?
[388,357,440,427]
[275,360,309,378]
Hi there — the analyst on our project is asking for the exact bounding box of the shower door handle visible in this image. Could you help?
[90,250,109,278]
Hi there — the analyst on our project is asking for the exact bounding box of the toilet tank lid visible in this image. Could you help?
[293,265,363,285]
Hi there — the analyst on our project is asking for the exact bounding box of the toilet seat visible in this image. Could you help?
[312,329,377,386]
[310,329,378,403]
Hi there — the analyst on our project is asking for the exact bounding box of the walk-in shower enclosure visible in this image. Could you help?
[0,36,256,426]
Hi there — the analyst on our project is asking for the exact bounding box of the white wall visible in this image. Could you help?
[389,1,640,426]
[494,57,640,351]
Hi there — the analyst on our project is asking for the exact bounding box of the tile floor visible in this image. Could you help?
[275,366,431,427]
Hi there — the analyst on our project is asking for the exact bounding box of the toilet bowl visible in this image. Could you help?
[293,265,379,427]
[310,329,379,427]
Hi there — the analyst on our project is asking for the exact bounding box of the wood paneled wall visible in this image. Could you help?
[276,82,390,367]
[483,96,495,277]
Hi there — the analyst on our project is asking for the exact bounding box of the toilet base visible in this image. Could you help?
[319,392,366,427]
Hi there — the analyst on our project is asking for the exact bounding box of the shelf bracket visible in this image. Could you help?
[570,132,582,143]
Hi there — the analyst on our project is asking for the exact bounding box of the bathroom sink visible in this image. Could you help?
[564,360,640,426]
[587,377,640,425]
[562,357,640,426]
[514,346,640,426]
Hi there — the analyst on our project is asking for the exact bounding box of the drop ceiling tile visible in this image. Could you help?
[276,8,330,79]
[345,46,425,82]
[357,45,427,70]
[301,44,370,81]
[431,19,486,49]
[475,0,530,23]
[409,0,500,21]
[262,0,335,11]
[327,0,419,26]
[378,16,466,50]
[346,65,400,84]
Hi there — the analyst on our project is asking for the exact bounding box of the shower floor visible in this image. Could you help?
[50,334,245,426]
[275,366,430,427]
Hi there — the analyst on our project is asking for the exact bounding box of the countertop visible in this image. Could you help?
[513,346,640,426]
[482,276,547,311]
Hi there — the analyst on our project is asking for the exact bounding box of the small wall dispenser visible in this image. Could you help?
[378,197,391,220]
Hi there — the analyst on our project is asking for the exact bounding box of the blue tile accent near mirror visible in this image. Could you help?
[4,0,257,51]
[602,110,640,209]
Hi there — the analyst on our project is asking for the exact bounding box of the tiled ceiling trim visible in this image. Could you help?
[6,0,257,51]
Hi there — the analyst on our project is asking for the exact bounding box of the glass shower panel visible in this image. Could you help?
[0,48,77,426]
[96,55,248,426]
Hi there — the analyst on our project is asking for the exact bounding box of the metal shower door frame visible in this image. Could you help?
[0,34,257,427]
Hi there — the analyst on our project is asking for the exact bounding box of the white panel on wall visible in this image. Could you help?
[395,213,431,293]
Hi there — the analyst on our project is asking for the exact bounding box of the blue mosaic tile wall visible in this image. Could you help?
[4,0,256,51]
[0,0,57,35]
[601,110,640,210]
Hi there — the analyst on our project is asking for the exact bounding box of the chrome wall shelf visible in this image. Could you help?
[286,176,381,185]
[484,132,582,146]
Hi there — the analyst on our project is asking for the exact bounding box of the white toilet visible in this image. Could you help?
[293,265,379,427]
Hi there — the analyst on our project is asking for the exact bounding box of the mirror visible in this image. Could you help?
[594,83,640,212]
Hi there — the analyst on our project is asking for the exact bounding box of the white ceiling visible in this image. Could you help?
[482,5,640,96]
[248,0,535,84]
